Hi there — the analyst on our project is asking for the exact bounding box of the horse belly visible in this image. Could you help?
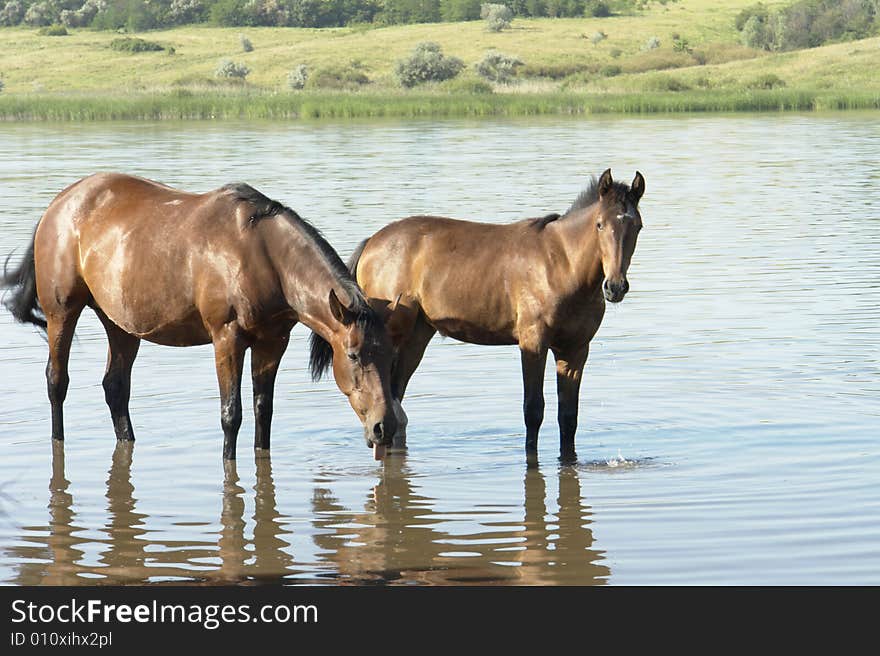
[430,317,517,346]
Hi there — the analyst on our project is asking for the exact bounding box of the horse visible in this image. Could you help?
[311,169,644,460]
[2,173,397,460]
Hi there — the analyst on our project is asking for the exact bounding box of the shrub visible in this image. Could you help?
[38,23,67,35]
[441,77,494,94]
[520,62,589,79]
[110,37,164,53]
[672,35,692,54]
[240,34,253,52]
[740,14,772,50]
[215,59,250,79]
[23,1,54,26]
[735,2,769,31]
[395,42,464,88]
[588,0,611,17]
[474,50,523,83]
[0,0,25,26]
[60,0,105,28]
[305,64,370,90]
[599,64,621,77]
[646,74,690,92]
[590,30,606,44]
[642,36,660,51]
[481,3,512,32]
[288,64,309,90]
[747,73,786,89]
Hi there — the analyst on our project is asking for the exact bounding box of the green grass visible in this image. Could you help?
[0,1,878,120]
[2,88,877,121]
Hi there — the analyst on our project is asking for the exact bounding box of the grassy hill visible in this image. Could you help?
[0,0,878,119]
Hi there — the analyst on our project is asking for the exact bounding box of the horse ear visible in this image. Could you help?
[598,168,614,198]
[328,289,355,325]
[631,171,645,203]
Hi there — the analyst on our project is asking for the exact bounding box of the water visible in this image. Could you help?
[1,115,878,585]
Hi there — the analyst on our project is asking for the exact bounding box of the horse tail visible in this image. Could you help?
[308,238,372,382]
[2,226,46,331]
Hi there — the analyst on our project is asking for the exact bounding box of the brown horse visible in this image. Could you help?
[312,169,644,460]
[2,173,397,460]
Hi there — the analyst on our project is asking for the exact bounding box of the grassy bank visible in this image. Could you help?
[1,1,879,120]
[3,88,878,121]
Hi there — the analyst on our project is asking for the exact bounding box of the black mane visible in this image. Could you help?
[223,183,289,223]
[564,175,631,217]
[223,183,381,381]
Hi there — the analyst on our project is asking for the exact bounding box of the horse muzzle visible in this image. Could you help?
[603,278,629,303]
[364,417,396,448]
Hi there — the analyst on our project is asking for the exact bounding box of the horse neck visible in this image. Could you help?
[261,217,350,340]
[546,205,605,296]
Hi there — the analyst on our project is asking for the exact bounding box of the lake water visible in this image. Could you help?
[0,115,878,585]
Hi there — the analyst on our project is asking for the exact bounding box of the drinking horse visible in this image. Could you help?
[2,173,397,459]
[311,169,644,459]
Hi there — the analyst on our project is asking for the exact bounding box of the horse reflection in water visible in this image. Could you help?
[7,448,609,584]
[8,443,296,585]
[311,461,610,585]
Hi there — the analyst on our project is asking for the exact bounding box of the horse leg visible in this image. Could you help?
[250,337,288,452]
[44,308,84,442]
[97,311,140,442]
[212,325,247,460]
[520,344,548,456]
[552,344,589,462]
[388,315,436,450]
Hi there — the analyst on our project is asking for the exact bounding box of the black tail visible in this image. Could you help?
[2,228,46,331]
[308,238,370,381]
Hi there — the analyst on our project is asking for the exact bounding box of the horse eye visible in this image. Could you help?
[596,221,603,231]
[347,352,358,362]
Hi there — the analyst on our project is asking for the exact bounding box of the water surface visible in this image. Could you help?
[1,115,878,585]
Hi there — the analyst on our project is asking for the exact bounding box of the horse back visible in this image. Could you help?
[34,173,278,345]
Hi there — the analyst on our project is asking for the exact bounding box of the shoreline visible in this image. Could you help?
[2,89,879,122]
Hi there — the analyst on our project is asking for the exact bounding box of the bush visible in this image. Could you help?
[38,23,67,35]
[645,74,690,92]
[590,30,606,44]
[395,42,464,88]
[642,36,660,51]
[735,3,769,32]
[672,35,692,54]
[599,64,621,77]
[288,64,309,90]
[481,3,512,32]
[306,64,370,90]
[747,73,786,89]
[110,37,165,52]
[240,34,253,52]
[474,50,523,83]
[441,77,494,94]
[23,1,54,26]
[440,0,482,21]
[520,62,588,79]
[588,0,611,17]
[215,59,250,79]
[0,1,25,27]
[740,14,772,50]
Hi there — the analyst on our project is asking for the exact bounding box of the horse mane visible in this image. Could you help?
[563,175,630,217]
[222,183,381,381]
